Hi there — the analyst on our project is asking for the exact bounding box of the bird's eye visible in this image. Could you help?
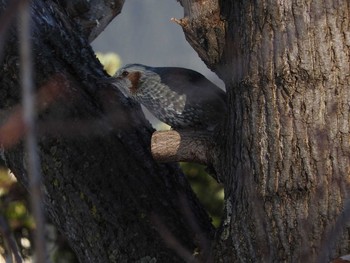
[121,71,129,77]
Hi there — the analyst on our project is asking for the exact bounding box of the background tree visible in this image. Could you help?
[0,0,349,262]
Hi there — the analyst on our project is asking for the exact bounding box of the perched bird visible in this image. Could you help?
[106,64,227,130]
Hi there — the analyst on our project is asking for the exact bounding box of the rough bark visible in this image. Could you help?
[57,0,125,42]
[0,1,214,262]
[2,0,349,262]
[178,0,350,262]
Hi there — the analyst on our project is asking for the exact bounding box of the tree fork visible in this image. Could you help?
[0,0,215,262]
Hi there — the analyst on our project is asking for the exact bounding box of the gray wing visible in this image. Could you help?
[151,67,227,112]
[151,66,227,129]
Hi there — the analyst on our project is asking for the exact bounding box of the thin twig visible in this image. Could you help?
[18,1,47,262]
[0,215,23,263]
[179,194,213,261]
[150,213,199,263]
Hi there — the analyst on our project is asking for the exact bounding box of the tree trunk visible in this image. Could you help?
[1,0,349,262]
[179,0,350,261]
[0,0,214,262]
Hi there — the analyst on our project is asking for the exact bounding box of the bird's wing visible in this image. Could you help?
[152,67,227,110]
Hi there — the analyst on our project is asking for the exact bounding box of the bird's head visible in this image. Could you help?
[107,64,160,98]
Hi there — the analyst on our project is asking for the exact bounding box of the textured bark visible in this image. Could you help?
[56,0,125,42]
[179,0,350,262]
[0,1,214,262]
[2,0,349,262]
[175,0,225,70]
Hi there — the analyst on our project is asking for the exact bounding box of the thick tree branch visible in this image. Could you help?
[52,0,124,42]
[0,1,214,261]
[174,0,225,70]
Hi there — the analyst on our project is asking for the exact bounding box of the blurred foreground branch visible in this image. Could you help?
[19,1,47,262]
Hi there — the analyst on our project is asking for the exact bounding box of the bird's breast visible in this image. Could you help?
[138,82,187,117]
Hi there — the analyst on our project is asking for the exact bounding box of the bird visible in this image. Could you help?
[105,64,227,131]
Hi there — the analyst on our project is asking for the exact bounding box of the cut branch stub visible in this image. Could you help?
[151,130,214,165]
[174,0,226,70]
